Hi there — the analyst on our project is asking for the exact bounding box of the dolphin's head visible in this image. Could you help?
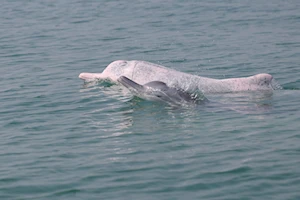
[79,60,133,82]
[143,81,186,103]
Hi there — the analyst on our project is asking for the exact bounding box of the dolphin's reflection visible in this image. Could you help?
[79,81,279,167]
[80,81,276,139]
[205,90,274,114]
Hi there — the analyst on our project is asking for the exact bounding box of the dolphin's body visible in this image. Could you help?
[117,76,206,105]
[79,60,282,94]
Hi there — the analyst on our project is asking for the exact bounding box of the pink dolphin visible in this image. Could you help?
[79,60,281,94]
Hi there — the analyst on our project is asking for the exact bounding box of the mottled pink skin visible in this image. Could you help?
[79,60,280,93]
[218,73,275,91]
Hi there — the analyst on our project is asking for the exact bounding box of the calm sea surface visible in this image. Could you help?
[1,0,300,199]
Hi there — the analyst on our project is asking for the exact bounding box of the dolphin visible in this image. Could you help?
[79,60,282,94]
[117,76,207,105]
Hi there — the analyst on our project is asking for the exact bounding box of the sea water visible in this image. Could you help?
[1,0,300,199]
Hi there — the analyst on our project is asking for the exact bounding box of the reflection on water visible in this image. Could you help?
[81,79,276,118]
[79,80,278,147]
[205,90,274,114]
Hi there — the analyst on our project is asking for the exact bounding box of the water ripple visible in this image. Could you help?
[1,0,300,199]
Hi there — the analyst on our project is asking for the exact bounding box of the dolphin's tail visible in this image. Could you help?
[117,76,144,93]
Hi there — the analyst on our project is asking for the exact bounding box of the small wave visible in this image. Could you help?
[271,78,283,90]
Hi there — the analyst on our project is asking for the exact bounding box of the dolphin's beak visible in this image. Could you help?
[78,73,103,80]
